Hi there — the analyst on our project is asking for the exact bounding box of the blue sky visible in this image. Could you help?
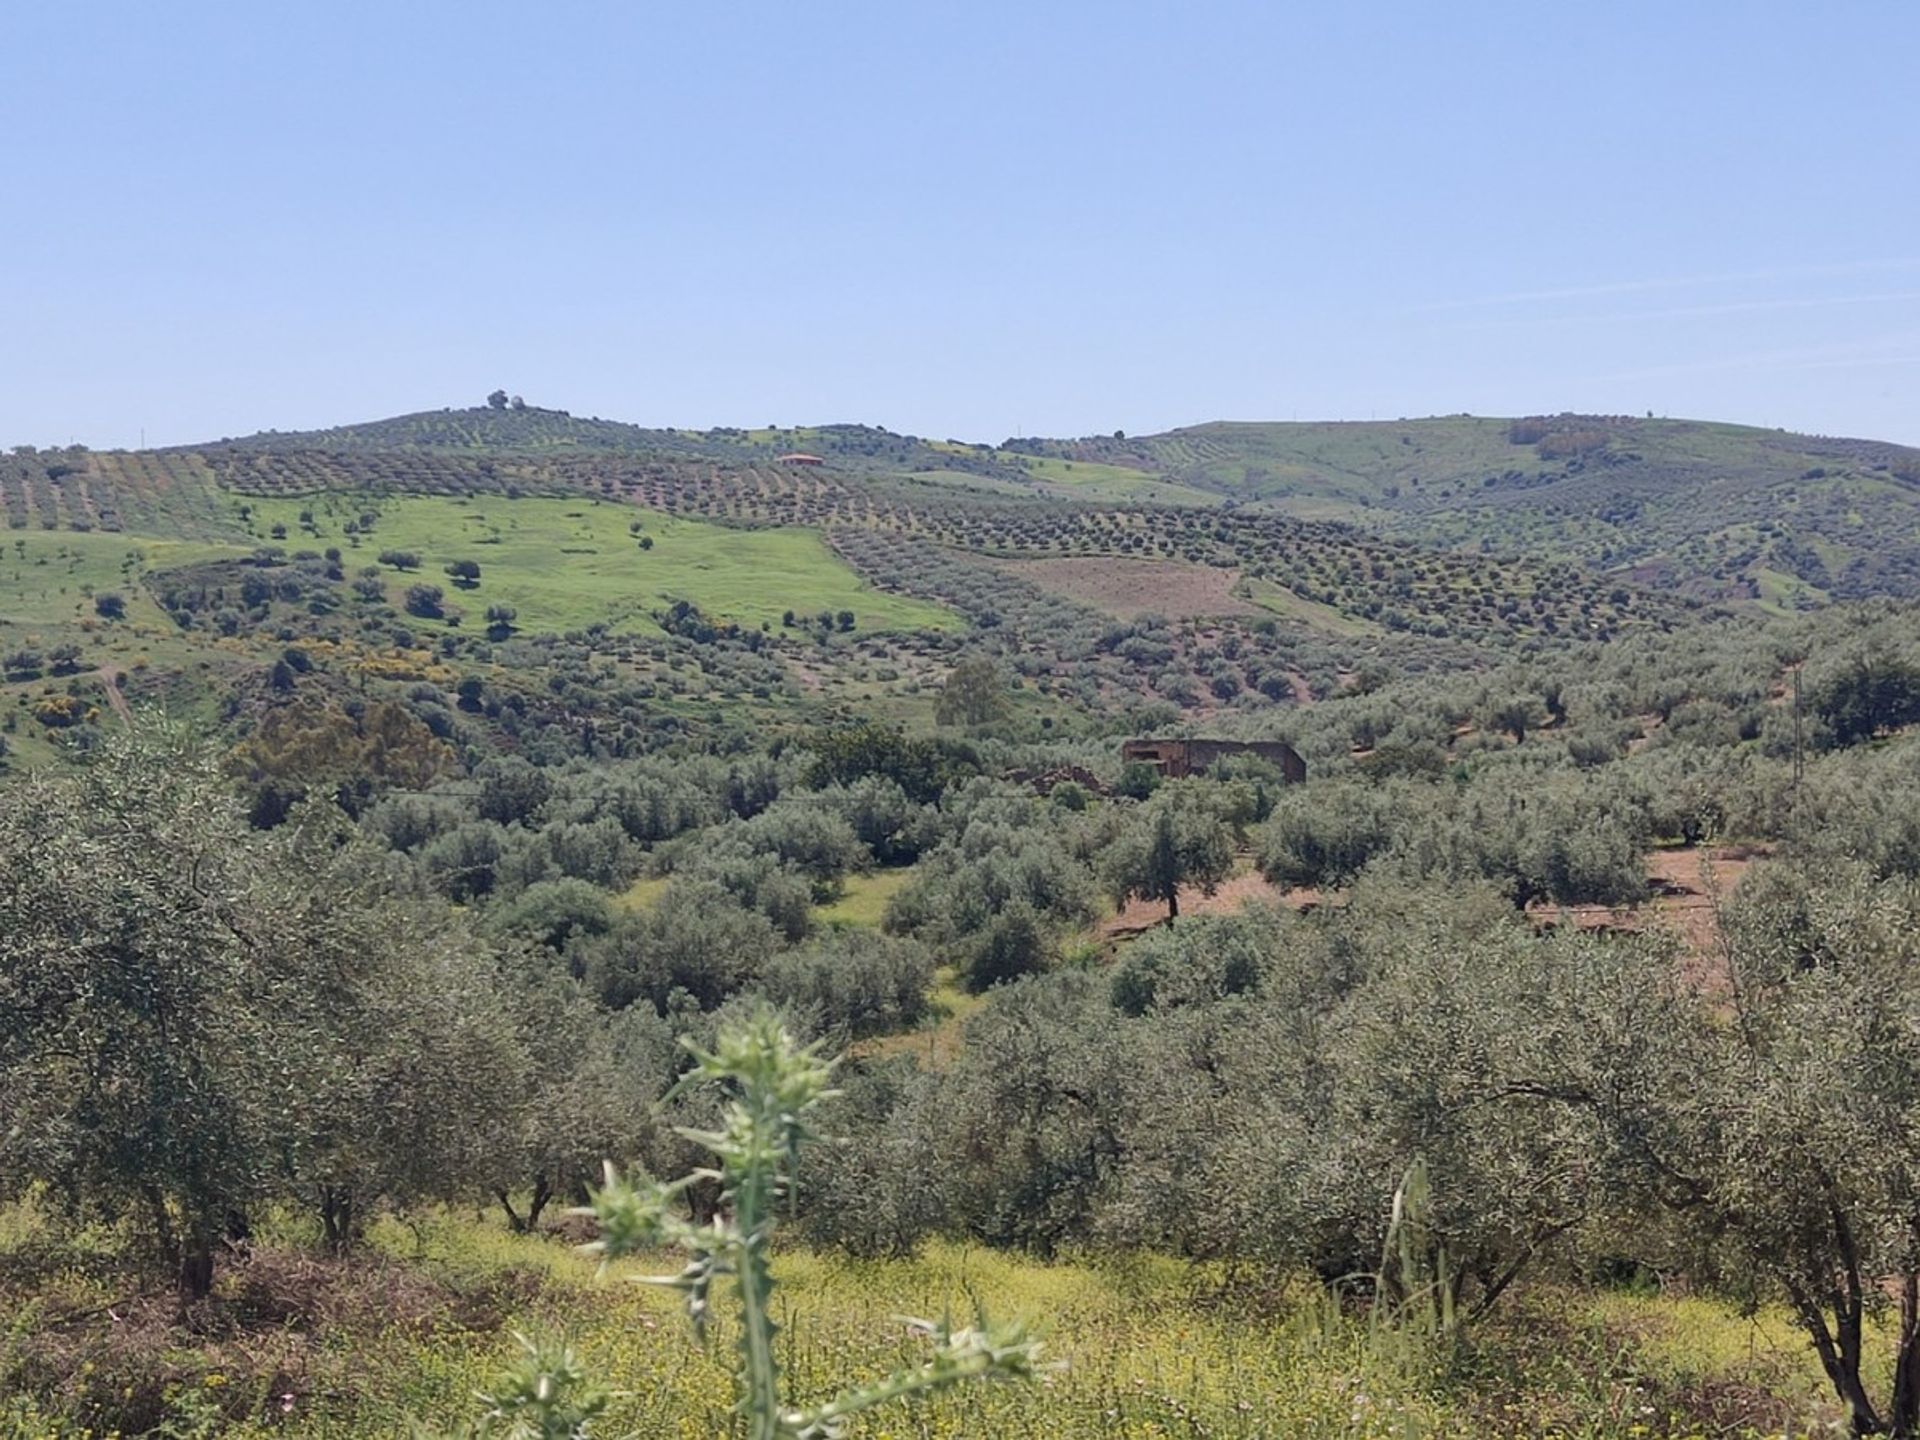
[4,1,1917,448]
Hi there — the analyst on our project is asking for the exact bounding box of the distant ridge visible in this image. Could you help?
[157,404,1920,602]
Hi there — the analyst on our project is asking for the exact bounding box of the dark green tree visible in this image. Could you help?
[405,583,445,619]
[936,655,1012,728]
[1815,649,1920,747]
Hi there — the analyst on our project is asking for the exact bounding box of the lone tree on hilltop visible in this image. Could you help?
[486,389,509,410]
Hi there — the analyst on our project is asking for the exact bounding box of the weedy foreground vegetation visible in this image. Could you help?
[9,402,1920,1437]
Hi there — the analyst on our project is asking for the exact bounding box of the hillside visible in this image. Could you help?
[11,397,1920,772]
[1000,414,1920,604]
[0,403,1705,771]
[166,404,1920,606]
[209,405,1022,480]
[23,398,1920,767]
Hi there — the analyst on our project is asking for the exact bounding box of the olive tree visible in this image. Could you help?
[486,971,676,1233]
[0,730,533,1293]
[935,654,1011,728]
[1258,780,1402,889]
[1102,784,1234,922]
[0,733,291,1297]
[270,868,526,1252]
[1608,862,1920,1438]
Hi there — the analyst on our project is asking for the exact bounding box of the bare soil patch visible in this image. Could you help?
[991,556,1263,620]
[1530,845,1761,990]
[1096,868,1304,943]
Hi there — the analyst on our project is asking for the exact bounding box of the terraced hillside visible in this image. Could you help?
[171,425,1685,647]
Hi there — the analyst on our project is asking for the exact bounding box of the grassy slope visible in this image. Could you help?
[0,532,255,773]
[1243,575,1385,637]
[0,530,256,693]
[232,493,956,637]
[0,531,246,632]
[0,487,957,772]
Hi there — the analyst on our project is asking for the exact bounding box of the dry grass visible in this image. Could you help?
[990,555,1263,620]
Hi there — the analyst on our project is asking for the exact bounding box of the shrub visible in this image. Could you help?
[1813,647,1920,746]
[405,584,446,619]
[486,878,615,952]
[964,902,1050,992]
[758,930,935,1040]
[570,880,778,1013]
[1259,783,1399,888]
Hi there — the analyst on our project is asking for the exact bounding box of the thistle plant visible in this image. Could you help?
[451,1333,610,1440]
[502,1010,1041,1440]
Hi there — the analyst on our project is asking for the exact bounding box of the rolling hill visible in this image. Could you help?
[7,398,1918,769]
[998,413,1920,604]
[131,402,1920,607]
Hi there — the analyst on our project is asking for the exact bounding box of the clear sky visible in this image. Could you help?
[5,1,1917,449]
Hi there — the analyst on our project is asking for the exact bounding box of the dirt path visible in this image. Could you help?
[96,667,133,726]
[1092,845,1758,985]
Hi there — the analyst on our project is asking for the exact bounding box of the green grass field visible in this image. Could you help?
[230,494,957,637]
[814,867,914,926]
[0,531,244,633]
[620,868,913,927]
[0,532,256,747]
[612,875,672,912]
[1011,455,1222,506]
